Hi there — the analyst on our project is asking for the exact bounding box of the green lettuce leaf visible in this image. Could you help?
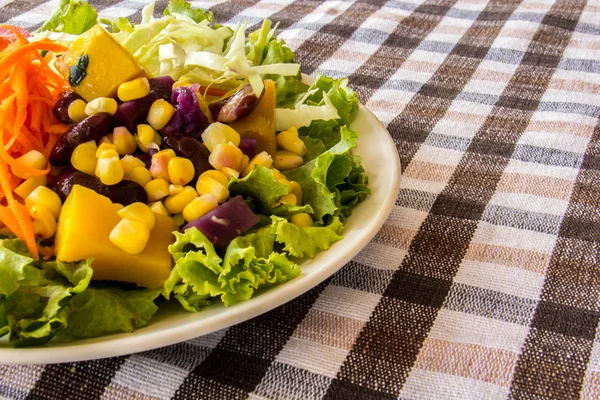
[164,0,214,23]
[36,0,98,35]
[298,119,341,150]
[304,74,359,125]
[100,16,134,33]
[0,238,36,297]
[272,216,344,258]
[301,136,327,163]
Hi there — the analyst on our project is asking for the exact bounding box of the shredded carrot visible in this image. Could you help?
[0,25,69,257]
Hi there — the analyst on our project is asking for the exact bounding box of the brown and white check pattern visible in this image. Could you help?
[2,0,600,398]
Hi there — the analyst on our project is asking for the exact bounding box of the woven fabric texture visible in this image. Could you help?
[2,0,600,399]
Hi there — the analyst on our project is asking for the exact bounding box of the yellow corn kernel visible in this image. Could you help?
[169,184,184,195]
[164,186,198,215]
[172,80,191,89]
[112,126,137,156]
[288,181,302,205]
[98,134,113,145]
[220,167,240,180]
[85,97,118,116]
[95,156,124,185]
[201,122,241,151]
[25,186,62,219]
[277,193,297,206]
[183,194,218,222]
[67,99,87,123]
[271,168,290,185]
[118,77,151,102]
[14,175,47,199]
[96,142,118,158]
[109,219,150,255]
[127,166,152,187]
[144,178,170,202]
[291,213,314,228]
[172,213,185,227]
[149,201,170,217]
[117,202,156,230]
[137,124,156,146]
[208,143,245,171]
[147,99,175,130]
[277,127,307,156]
[30,204,57,239]
[71,141,98,175]
[200,169,229,186]
[242,151,273,177]
[196,176,229,204]
[150,149,176,181]
[273,151,303,171]
[240,155,249,173]
[121,155,146,169]
[168,157,195,186]
[13,150,46,179]
[120,159,134,178]
[136,130,162,153]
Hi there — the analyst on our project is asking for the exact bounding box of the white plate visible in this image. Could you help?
[0,102,400,365]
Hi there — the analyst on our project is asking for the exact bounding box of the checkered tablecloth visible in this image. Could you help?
[2,0,600,398]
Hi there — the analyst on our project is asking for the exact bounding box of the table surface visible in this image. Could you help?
[2,0,600,399]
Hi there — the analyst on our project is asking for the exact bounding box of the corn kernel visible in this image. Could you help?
[169,184,184,195]
[13,150,46,179]
[208,143,245,171]
[117,202,156,230]
[172,213,185,227]
[200,169,229,186]
[67,99,87,123]
[135,130,162,153]
[120,159,134,178]
[242,151,273,177]
[113,126,137,156]
[137,124,155,146]
[196,176,229,204]
[164,186,198,215]
[126,167,152,187]
[150,149,176,181]
[118,77,151,102]
[25,186,62,219]
[95,156,124,185]
[277,193,297,206]
[96,142,118,158]
[168,157,195,186]
[273,151,303,171]
[277,127,307,156]
[291,213,314,228]
[220,167,240,180]
[149,201,170,217]
[288,181,303,205]
[71,141,97,175]
[99,134,113,145]
[121,155,146,169]
[85,97,118,116]
[183,194,218,222]
[201,122,241,151]
[109,219,150,255]
[172,80,191,89]
[30,204,57,239]
[271,168,290,185]
[147,99,175,130]
[240,155,249,173]
[144,178,170,202]
[14,175,47,199]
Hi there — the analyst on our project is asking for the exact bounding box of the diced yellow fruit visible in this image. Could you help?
[277,127,307,156]
[14,175,47,199]
[85,97,118,116]
[277,193,297,206]
[56,185,177,289]
[289,181,303,205]
[164,186,198,215]
[208,143,245,171]
[96,156,124,185]
[71,140,98,175]
[149,201,170,216]
[13,150,46,179]
[118,77,150,102]
[30,204,57,239]
[147,99,175,130]
[227,79,277,156]
[242,151,273,177]
[150,149,176,181]
[220,167,240,179]
[109,219,150,255]
[196,176,229,203]
[183,194,218,222]
[25,186,62,219]
[200,169,229,186]
[117,202,156,230]
[201,122,241,151]
[113,126,137,156]
[137,124,155,146]
[169,184,184,195]
[291,213,313,228]
[68,99,87,123]
[145,178,170,202]
[172,213,185,227]
[168,157,195,186]
[56,25,148,102]
[273,150,303,171]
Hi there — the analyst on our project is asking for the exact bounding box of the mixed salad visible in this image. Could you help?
[0,0,369,347]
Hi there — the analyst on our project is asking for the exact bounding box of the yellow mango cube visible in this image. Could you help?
[56,26,149,102]
[55,185,177,289]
